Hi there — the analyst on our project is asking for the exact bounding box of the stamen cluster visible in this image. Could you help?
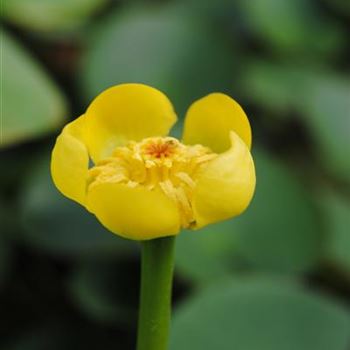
[88,137,216,227]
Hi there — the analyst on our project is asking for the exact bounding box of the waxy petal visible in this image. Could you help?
[51,115,89,206]
[87,182,181,240]
[84,84,177,163]
[193,131,256,228]
[182,93,252,153]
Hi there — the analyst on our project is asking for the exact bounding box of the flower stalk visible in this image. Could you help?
[137,236,176,350]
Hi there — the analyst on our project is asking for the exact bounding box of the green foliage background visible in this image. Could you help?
[1,0,349,349]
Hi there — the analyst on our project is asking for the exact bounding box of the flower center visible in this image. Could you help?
[87,137,216,228]
[143,138,177,158]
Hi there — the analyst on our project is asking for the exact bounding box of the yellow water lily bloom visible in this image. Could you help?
[51,84,256,240]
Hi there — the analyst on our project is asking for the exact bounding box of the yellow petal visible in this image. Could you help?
[192,131,256,228]
[87,182,181,240]
[51,115,89,206]
[182,93,252,153]
[84,84,177,163]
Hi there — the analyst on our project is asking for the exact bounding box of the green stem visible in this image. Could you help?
[137,236,176,350]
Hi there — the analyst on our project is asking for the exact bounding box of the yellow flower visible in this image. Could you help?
[51,84,256,240]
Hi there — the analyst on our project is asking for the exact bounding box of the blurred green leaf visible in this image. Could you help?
[68,260,138,324]
[176,0,234,16]
[233,149,322,273]
[238,0,345,56]
[243,60,350,181]
[303,74,350,181]
[81,5,235,115]
[177,148,322,281]
[20,153,136,257]
[171,277,350,350]
[321,191,350,271]
[1,0,108,32]
[242,60,304,115]
[1,29,67,148]
[176,222,237,284]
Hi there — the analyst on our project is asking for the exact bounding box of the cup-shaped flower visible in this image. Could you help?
[51,84,255,240]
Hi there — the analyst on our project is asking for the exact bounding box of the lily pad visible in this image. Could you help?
[1,0,108,32]
[176,222,238,284]
[232,149,322,273]
[171,277,350,350]
[81,5,235,115]
[242,60,306,115]
[243,60,350,181]
[321,191,350,271]
[238,0,345,56]
[176,147,322,284]
[1,29,67,147]
[302,74,350,181]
